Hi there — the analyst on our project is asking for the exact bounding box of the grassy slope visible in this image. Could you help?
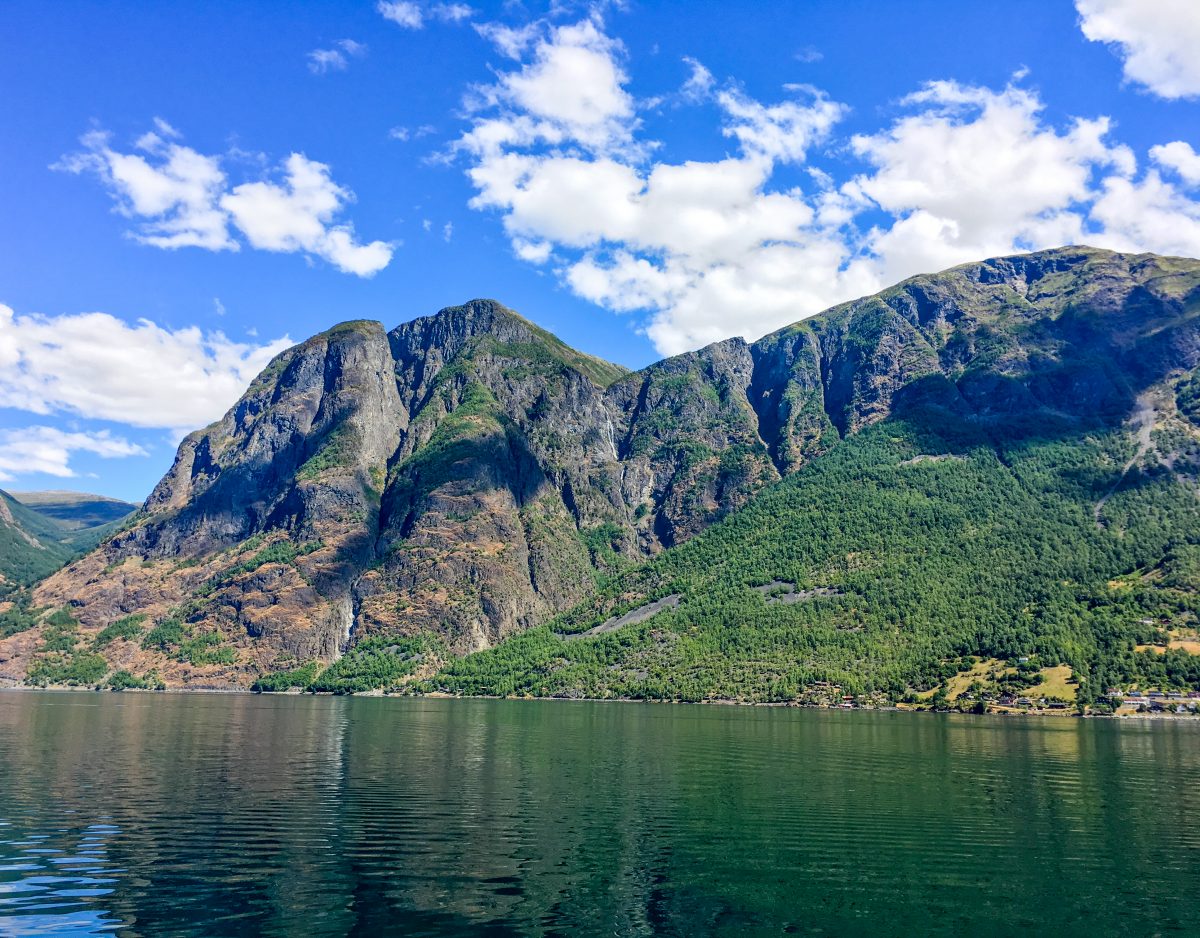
[427,406,1200,703]
[8,491,137,530]
[0,491,75,587]
[0,490,137,589]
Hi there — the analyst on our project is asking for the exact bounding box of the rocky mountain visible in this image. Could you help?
[5,246,1200,698]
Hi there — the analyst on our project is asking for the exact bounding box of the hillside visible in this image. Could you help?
[0,490,76,588]
[0,489,137,592]
[9,490,137,531]
[4,247,1200,700]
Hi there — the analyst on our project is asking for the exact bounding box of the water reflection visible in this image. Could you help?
[1,693,1198,936]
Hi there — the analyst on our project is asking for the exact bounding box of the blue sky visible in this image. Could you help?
[2,0,1199,502]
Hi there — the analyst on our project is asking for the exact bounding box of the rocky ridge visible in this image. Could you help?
[5,246,1200,689]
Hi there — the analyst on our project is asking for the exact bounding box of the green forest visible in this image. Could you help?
[425,403,1200,705]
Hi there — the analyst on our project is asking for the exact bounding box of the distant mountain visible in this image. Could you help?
[9,491,137,530]
[0,490,75,588]
[6,246,1200,702]
[0,490,137,590]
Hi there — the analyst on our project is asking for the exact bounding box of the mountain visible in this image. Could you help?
[9,490,136,530]
[0,489,137,592]
[5,246,1200,701]
[0,490,76,588]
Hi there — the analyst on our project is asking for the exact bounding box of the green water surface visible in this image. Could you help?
[0,692,1197,936]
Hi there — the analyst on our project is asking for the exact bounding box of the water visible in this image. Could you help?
[0,693,1198,936]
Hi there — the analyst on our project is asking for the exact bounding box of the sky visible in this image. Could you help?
[2,0,1200,503]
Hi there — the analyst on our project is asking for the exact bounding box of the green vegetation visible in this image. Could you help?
[92,614,147,647]
[0,489,136,585]
[142,616,185,652]
[24,607,111,686]
[107,669,163,691]
[297,425,360,480]
[251,660,321,692]
[176,631,237,666]
[197,539,321,596]
[0,591,42,639]
[311,636,437,693]
[431,406,1200,703]
[27,652,108,687]
[0,491,74,585]
[253,637,440,694]
[141,614,237,665]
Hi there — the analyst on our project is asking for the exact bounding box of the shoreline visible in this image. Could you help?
[2,682,1198,720]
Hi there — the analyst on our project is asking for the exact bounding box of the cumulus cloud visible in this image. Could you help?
[378,0,423,28]
[1076,0,1200,99]
[1091,172,1200,258]
[56,125,393,276]
[307,39,367,74]
[0,303,291,435]
[843,80,1134,283]
[467,18,639,155]
[220,154,394,276]
[457,17,1200,355]
[1151,140,1200,186]
[54,128,234,251]
[0,427,146,482]
[458,19,852,351]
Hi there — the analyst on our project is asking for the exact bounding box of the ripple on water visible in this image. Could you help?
[1,694,1199,936]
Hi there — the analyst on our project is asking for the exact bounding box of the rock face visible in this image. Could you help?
[12,246,1200,688]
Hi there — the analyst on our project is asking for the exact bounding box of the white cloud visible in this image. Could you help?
[467,18,639,155]
[443,221,454,241]
[1076,0,1200,99]
[431,3,474,23]
[1091,171,1200,258]
[717,86,845,163]
[221,154,393,276]
[389,124,436,141]
[458,18,1200,355]
[55,129,234,251]
[456,20,867,351]
[57,125,393,276]
[378,0,423,28]
[844,80,1133,283]
[0,303,291,435]
[474,21,540,59]
[1151,140,1200,186]
[307,39,367,74]
[679,57,714,103]
[0,427,146,482]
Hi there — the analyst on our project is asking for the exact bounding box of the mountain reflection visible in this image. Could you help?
[1,693,1199,936]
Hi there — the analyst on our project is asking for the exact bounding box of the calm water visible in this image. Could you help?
[0,693,1198,936]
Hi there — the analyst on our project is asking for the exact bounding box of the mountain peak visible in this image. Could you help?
[15,248,1200,693]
